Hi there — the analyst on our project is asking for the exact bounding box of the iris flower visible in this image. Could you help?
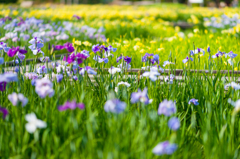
[35,78,54,98]
[152,141,177,155]
[25,113,47,133]
[104,99,126,114]
[0,106,8,119]
[142,71,160,81]
[224,82,240,90]
[131,88,149,104]
[8,92,28,107]
[228,98,240,112]
[188,99,199,105]
[158,100,176,116]
[182,56,193,63]
[168,117,180,130]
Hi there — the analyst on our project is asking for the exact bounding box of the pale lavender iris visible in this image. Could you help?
[158,100,176,116]
[131,88,149,104]
[0,106,8,119]
[104,99,126,114]
[152,141,177,155]
[35,78,54,98]
[8,92,28,107]
[225,51,237,58]
[168,117,180,130]
[58,101,85,111]
[188,98,199,105]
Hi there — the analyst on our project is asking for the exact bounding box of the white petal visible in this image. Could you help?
[25,123,37,133]
[25,113,37,122]
[36,119,47,128]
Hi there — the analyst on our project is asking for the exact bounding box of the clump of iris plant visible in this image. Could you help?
[92,44,116,64]
[58,100,85,111]
[152,141,177,155]
[104,99,126,114]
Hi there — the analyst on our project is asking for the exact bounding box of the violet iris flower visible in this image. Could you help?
[152,141,177,155]
[158,100,176,116]
[104,99,126,114]
[7,46,27,58]
[58,101,85,111]
[124,56,132,64]
[168,117,180,130]
[93,55,108,63]
[54,42,74,53]
[142,53,154,62]
[76,53,88,64]
[131,88,149,104]
[0,106,8,119]
[56,74,63,83]
[188,99,199,105]
[212,51,224,58]
[72,15,81,20]
[117,55,132,64]
[92,44,100,53]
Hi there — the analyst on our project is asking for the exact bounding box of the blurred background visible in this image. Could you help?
[1,0,238,7]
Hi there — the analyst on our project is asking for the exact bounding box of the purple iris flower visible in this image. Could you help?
[168,117,180,130]
[142,53,154,62]
[104,99,126,114]
[182,56,193,63]
[116,55,122,63]
[153,54,159,62]
[64,42,74,53]
[72,15,81,20]
[67,53,76,64]
[7,47,18,57]
[225,51,237,58]
[152,141,177,155]
[207,46,210,53]
[0,82,6,92]
[158,100,176,116]
[73,75,78,81]
[7,46,27,57]
[124,56,132,64]
[92,44,100,53]
[56,74,63,83]
[0,106,8,119]
[54,45,65,50]
[212,51,224,58]
[188,99,199,105]
[58,101,85,111]
[131,88,149,104]
[76,53,88,64]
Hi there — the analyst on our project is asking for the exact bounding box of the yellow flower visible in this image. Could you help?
[140,49,145,53]
[234,67,238,71]
[150,40,156,44]
[82,41,91,46]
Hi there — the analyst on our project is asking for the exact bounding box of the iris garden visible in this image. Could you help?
[1,4,240,158]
